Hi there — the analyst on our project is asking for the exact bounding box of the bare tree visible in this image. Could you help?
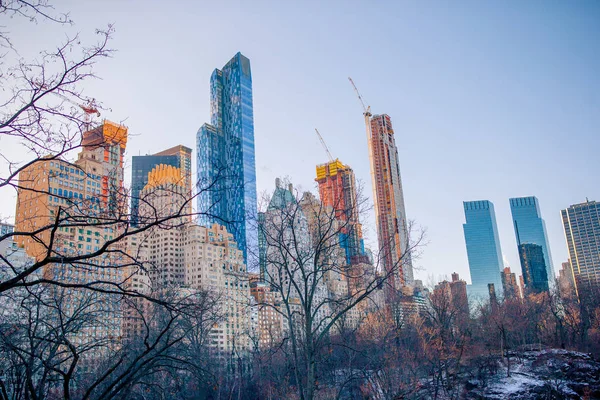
[0,282,223,400]
[255,178,423,400]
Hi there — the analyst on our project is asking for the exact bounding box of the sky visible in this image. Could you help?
[1,0,599,285]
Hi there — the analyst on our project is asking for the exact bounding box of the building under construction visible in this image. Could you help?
[369,114,413,289]
[315,159,366,265]
[348,78,414,297]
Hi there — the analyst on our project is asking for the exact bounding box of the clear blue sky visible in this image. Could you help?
[2,0,599,284]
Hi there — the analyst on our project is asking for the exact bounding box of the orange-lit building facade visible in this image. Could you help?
[369,114,413,292]
[15,120,128,261]
[14,120,128,344]
[315,159,365,265]
[501,266,522,299]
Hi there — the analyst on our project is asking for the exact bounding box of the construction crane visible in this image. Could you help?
[36,83,101,129]
[52,91,101,127]
[314,128,334,162]
[348,77,372,118]
[348,77,379,224]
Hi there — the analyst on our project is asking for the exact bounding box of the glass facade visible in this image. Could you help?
[131,154,180,226]
[197,52,257,269]
[518,243,549,293]
[463,200,504,299]
[509,196,555,284]
[561,200,600,297]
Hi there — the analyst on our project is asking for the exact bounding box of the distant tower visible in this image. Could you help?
[519,243,549,293]
[561,200,600,300]
[558,261,576,297]
[462,200,504,299]
[501,267,521,299]
[315,159,365,265]
[509,196,555,286]
[450,273,469,317]
[369,114,413,289]
[197,52,257,269]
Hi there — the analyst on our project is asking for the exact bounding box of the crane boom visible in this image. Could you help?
[51,91,101,117]
[314,128,334,162]
[348,77,371,116]
[34,82,101,131]
[348,77,379,227]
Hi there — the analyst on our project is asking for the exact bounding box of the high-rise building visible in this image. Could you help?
[369,114,413,289]
[450,273,469,317]
[249,273,283,349]
[501,267,521,299]
[463,200,504,299]
[315,159,365,264]
[127,168,251,353]
[14,120,128,344]
[433,272,469,318]
[558,260,576,297]
[519,243,549,293]
[197,52,257,269]
[561,200,600,298]
[509,196,555,285]
[79,120,128,215]
[15,120,128,261]
[262,179,331,331]
[131,145,192,226]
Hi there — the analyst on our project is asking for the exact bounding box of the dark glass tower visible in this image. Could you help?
[463,200,504,299]
[131,145,192,227]
[509,196,555,285]
[197,52,257,268]
[519,243,549,293]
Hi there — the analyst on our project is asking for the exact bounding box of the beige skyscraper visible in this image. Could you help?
[561,200,600,300]
[127,166,250,353]
[369,114,413,291]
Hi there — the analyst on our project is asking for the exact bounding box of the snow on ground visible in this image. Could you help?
[484,372,545,399]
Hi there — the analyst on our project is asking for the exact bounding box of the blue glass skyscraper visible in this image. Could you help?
[509,196,555,285]
[463,200,504,299]
[197,52,257,269]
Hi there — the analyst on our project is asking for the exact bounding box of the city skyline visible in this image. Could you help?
[2,3,600,397]
[0,1,598,284]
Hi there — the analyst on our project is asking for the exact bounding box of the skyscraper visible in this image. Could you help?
[558,260,576,297]
[131,145,192,226]
[561,200,600,298]
[519,243,549,293]
[197,52,257,269]
[509,196,555,284]
[369,114,413,289]
[463,200,504,299]
[315,159,365,264]
[16,120,128,260]
[14,120,128,343]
